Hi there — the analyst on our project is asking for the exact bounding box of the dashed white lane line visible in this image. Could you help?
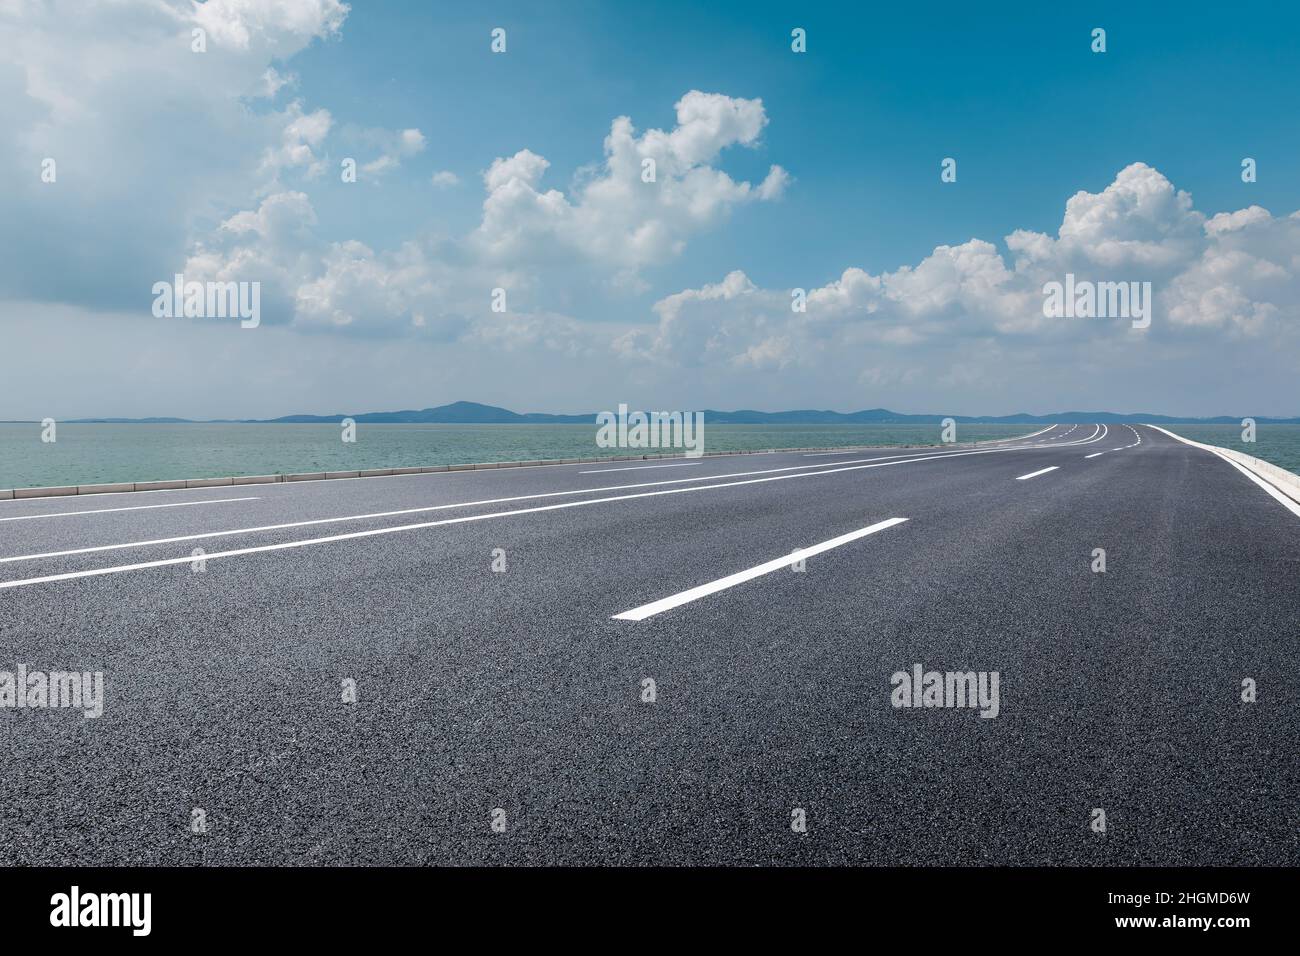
[801,424,1057,456]
[1085,453,1104,459]
[0,497,260,523]
[1045,423,1105,447]
[611,518,909,622]
[1112,424,1143,449]
[578,462,702,474]
[1016,466,1060,481]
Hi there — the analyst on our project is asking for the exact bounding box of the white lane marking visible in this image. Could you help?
[802,443,1011,458]
[610,518,909,621]
[1085,453,1104,459]
[801,424,1059,454]
[1036,423,1103,447]
[0,484,271,502]
[0,429,1116,587]
[1076,424,1102,446]
[805,451,872,457]
[987,424,1055,443]
[0,429,1111,566]
[578,462,702,474]
[0,454,951,564]
[1041,423,1106,446]
[969,424,1057,446]
[0,479,912,589]
[1015,466,1060,481]
[0,497,259,523]
[1146,425,1300,519]
[1021,425,1055,440]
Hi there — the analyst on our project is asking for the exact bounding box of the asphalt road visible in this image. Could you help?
[1,424,1296,865]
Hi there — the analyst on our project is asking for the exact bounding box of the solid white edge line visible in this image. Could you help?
[1015,466,1060,480]
[797,424,1053,457]
[1146,425,1300,519]
[0,497,260,522]
[611,518,909,622]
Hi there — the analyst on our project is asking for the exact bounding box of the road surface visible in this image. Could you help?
[1,424,1296,865]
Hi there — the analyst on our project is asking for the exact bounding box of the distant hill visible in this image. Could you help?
[60,417,195,424]
[55,400,1300,425]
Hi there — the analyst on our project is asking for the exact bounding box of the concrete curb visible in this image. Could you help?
[1150,425,1300,507]
[0,429,1039,502]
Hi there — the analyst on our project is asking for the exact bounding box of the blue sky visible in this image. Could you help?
[293,1,1300,279]
[291,0,1300,296]
[3,0,1300,418]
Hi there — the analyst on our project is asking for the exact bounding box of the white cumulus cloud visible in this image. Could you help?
[625,163,1300,389]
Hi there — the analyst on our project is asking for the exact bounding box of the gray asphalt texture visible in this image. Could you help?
[1,423,1296,866]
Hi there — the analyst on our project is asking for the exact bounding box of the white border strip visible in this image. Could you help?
[1147,425,1300,519]
[0,497,258,523]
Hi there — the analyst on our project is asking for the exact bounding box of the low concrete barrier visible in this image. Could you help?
[15,485,77,498]
[78,482,135,495]
[135,480,187,491]
[1150,425,1300,507]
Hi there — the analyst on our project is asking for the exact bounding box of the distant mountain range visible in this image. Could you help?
[47,400,1300,425]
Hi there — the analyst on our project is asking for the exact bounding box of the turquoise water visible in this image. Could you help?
[0,422,1033,489]
[1160,424,1300,471]
[3,422,1296,490]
